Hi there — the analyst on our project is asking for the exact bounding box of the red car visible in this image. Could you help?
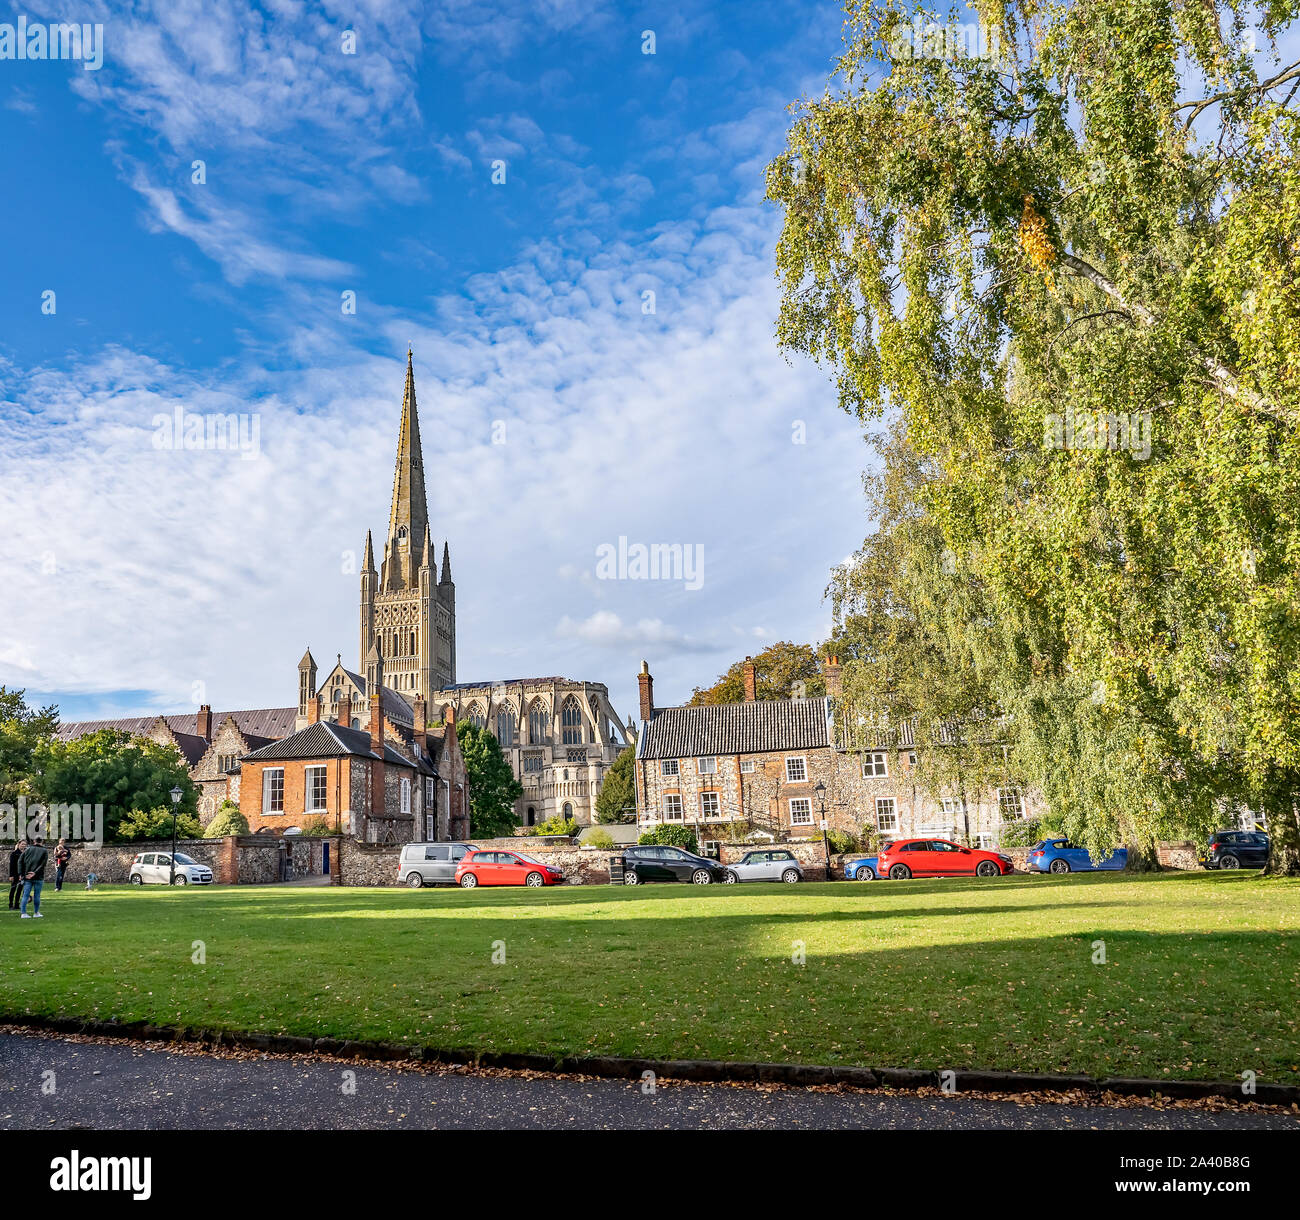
[455,850,565,888]
[877,838,1014,879]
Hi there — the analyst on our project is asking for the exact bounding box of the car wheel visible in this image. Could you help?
[460,873,478,888]
[1219,853,1240,870]
[691,869,712,885]
[172,874,188,886]
[889,864,911,880]
[525,872,545,887]
[623,869,640,885]
[723,870,738,884]
[855,866,875,881]
[129,873,142,885]
[407,872,424,889]
[781,869,800,884]
[975,860,999,877]
[1049,858,1070,874]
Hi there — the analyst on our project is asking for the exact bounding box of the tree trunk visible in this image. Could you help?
[1261,770,1300,877]
[1124,837,1162,872]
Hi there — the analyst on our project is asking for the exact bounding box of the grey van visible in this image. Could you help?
[399,842,477,887]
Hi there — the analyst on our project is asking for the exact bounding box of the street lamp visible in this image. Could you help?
[169,785,183,886]
[815,781,832,881]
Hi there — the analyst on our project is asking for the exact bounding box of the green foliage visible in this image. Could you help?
[300,816,334,836]
[203,802,249,838]
[772,1,1300,871]
[534,814,579,837]
[583,828,616,850]
[999,819,1047,850]
[638,824,699,853]
[690,642,827,705]
[595,745,637,822]
[32,729,197,841]
[0,686,59,806]
[117,806,205,842]
[825,828,859,854]
[455,721,524,839]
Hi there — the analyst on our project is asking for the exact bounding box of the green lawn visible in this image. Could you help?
[2,871,1297,1083]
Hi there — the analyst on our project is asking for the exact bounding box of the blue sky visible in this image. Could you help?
[0,0,872,725]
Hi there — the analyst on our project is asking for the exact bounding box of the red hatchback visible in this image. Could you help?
[877,838,1013,880]
[455,850,565,888]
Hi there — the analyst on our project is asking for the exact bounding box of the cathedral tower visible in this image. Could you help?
[359,349,456,703]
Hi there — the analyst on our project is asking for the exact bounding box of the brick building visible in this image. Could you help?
[633,658,1038,849]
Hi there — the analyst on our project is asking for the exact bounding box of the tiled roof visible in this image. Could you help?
[169,730,210,767]
[241,721,432,772]
[339,669,414,725]
[57,707,297,743]
[437,677,589,691]
[636,697,833,760]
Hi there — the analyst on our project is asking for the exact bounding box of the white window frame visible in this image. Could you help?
[862,751,889,778]
[700,791,721,819]
[998,787,1024,821]
[784,755,807,783]
[875,797,897,832]
[661,758,679,777]
[262,767,284,814]
[789,798,813,826]
[400,777,411,815]
[739,758,756,773]
[663,794,683,822]
[697,756,716,775]
[973,832,996,850]
[305,764,327,812]
[940,797,964,819]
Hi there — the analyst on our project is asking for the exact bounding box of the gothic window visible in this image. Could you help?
[528,699,549,744]
[466,703,485,730]
[561,696,583,745]
[496,706,517,747]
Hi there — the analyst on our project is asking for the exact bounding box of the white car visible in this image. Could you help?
[128,851,214,886]
[723,849,804,884]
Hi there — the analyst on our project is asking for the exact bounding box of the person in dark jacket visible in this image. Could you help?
[54,839,71,891]
[19,838,48,918]
[8,839,26,911]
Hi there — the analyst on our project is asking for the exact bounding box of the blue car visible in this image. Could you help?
[1026,839,1127,873]
[844,855,880,880]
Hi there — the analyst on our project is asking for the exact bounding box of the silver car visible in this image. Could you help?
[128,851,214,886]
[399,842,477,888]
[723,849,803,884]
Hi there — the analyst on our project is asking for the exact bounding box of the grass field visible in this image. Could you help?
[2,871,1297,1082]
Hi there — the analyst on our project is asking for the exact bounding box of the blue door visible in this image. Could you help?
[322,843,330,875]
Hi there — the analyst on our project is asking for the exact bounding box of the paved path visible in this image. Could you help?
[2,1033,1293,1130]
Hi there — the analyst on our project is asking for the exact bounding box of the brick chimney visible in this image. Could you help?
[196,704,212,741]
[370,689,385,817]
[638,660,654,721]
[414,698,428,755]
[824,654,842,700]
[444,704,456,727]
[308,693,324,725]
[742,657,756,702]
[338,692,352,727]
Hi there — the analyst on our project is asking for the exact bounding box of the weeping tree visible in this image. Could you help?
[770,0,1300,872]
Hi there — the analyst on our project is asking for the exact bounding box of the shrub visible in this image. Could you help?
[301,816,334,836]
[117,806,205,842]
[638,824,699,853]
[584,828,616,850]
[825,828,859,854]
[998,818,1045,849]
[535,814,579,837]
[203,802,249,838]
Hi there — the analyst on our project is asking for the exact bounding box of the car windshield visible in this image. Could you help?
[174,854,197,865]
[514,855,544,865]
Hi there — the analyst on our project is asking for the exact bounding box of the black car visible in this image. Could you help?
[1200,830,1271,870]
[621,845,729,885]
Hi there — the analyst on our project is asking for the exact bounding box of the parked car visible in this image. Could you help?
[1026,839,1127,873]
[399,841,477,887]
[877,838,1013,879]
[1199,830,1271,871]
[723,849,803,884]
[844,855,880,880]
[128,851,214,886]
[620,845,729,885]
[455,849,564,888]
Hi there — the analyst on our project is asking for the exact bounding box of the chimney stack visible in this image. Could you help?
[414,698,428,754]
[638,660,654,721]
[825,654,843,700]
[444,704,456,727]
[742,657,757,702]
[196,704,212,741]
[308,693,324,725]
[339,692,352,727]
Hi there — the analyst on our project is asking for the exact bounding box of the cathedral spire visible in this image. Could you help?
[362,529,376,572]
[383,348,429,590]
[421,524,433,570]
[440,540,452,584]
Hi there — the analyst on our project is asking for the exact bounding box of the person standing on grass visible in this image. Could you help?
[19,837,48,919]
[8,838,26,911]
[54,839,71,892]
